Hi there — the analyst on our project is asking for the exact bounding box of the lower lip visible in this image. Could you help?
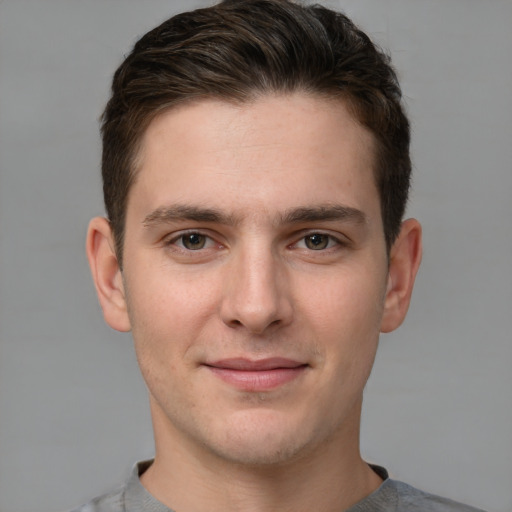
[206,366,308,391]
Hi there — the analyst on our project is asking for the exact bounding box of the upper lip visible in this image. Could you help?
[205,358,307,371]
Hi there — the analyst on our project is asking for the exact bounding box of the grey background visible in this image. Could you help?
[0,1,511,511]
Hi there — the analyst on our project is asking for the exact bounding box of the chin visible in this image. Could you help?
[204,410,325,467]
[211,436,307,467]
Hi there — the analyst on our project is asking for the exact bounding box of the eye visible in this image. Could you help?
[304,233,331,250]
[288,231,350,259]
[171,232,214,251]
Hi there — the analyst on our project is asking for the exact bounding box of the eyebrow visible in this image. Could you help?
[143,205,236,227]
[142,203,367,228]
[279,205,367,225]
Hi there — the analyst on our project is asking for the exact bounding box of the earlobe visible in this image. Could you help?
[380,218,422,333]
[86,217,131,332]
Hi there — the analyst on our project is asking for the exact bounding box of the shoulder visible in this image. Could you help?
[69,485,126,512]
[69,460,162,512]
[391,480,486,512]
[349,468,486,512]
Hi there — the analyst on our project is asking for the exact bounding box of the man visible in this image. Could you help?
[79,1,483,511]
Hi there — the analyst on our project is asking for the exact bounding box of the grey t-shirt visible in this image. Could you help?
[73,461,485,512]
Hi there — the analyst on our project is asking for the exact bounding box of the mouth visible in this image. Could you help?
[203,358,309,392]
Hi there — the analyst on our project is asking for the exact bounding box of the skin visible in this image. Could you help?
[87,93,422,512]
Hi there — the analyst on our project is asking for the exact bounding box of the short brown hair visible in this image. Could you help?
[101,0,411,265]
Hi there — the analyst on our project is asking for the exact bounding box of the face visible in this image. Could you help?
[97,94,403,466]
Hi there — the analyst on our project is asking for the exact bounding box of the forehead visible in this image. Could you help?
[130,93,379,221]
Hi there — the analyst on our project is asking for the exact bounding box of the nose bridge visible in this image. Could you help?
[221,237,292,333]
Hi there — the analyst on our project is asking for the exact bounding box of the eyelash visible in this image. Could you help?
[165,231,219,252]
[291,232,344,251]
[164,230,345,253]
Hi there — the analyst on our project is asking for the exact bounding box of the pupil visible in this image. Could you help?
[306,234,328,250]
[184,233,205,250]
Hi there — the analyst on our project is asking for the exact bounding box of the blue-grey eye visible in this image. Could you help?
[305,234,329,250]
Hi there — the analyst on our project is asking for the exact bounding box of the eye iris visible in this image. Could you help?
[305,234,329,250]
[182,233,206,250]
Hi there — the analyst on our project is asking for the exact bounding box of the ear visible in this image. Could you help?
[380,218,422,333]
[86,217,131,332]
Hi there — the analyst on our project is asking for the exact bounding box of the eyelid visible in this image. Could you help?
[161,228,349,251]
[290,230,349,250]
[164,229,219,250]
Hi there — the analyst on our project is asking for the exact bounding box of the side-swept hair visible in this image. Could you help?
[101,0,410,264]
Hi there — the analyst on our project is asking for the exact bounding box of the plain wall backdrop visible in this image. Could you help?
[1,1,511,511]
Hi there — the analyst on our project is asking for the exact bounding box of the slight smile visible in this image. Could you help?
[204,358,309,392]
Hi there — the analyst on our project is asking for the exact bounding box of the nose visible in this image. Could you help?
[220,244,293,334]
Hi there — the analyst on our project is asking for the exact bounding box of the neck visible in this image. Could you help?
[140,400,383,512]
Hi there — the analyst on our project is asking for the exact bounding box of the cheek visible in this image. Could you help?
[298,266,385,383]
[123,268,222,369]
[302,265,386,336]
[126,263,217,326]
